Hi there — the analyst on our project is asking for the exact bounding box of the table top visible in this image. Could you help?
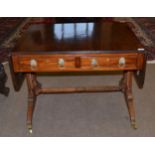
[13,21,144,54]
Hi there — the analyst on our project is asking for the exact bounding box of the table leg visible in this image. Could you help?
[25,71,137,132]
[120,71,137,129]
[26,73,40,133]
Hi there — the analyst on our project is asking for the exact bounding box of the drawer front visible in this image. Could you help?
[13,55,76,72]
[81,55,139,70]
[12,53,144,72]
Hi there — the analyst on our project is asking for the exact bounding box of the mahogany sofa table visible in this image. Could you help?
[9,21,146,133]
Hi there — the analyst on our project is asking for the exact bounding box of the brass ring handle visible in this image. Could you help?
[119,57,126,67]
[30,59,37,68]
[91,58,98,67]
[58,58,65,67]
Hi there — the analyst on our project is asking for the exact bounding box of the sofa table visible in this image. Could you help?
[9,21,146,133]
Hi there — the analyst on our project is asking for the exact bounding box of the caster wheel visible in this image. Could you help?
[27,124,33,134]
[131,122,137,130]
[29,129,33,134]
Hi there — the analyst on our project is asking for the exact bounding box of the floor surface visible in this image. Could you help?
[0,64,155,136]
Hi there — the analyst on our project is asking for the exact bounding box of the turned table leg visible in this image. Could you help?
[26,73,41,133]
[120,71,137,129]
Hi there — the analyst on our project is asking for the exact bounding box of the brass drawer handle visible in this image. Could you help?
[91,58,98,67]
[58,58,65,67]
[119,57,126,67]
[30,59,37,68]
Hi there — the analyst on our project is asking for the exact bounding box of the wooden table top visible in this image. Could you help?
[13,21,144,54]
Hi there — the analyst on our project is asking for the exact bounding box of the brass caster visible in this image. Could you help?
[131,122,137,130]
[27,124,33,134]
[29,129,33,134]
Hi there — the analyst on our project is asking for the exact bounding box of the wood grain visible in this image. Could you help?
[12,52,145,72]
